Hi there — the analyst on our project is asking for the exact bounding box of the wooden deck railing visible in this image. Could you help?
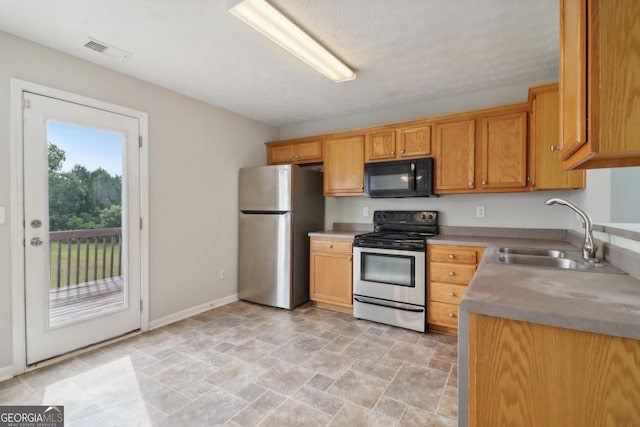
[49,227,122,289]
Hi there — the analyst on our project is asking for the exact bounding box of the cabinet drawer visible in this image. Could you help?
[429,245,478,264]
[430,263,476,285]
[429,282,467,304]
[310,238,353,253]
[428,301,459,329]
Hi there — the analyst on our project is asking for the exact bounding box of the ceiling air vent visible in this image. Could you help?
[83,37,132,59]
[84,40,108,53]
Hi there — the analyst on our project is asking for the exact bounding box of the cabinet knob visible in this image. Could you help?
[482,180,487,185]
[329,243,334,248]
[449,292,455,297]
[400,150,405,154]
[391,151,395,155]
[347,256,352,261]
[360,186,364,191]
[289,155,293,159]
[468,181,474,187]
[449,313,455,318]
[449,271,455,276]
[449,254,455,259]
[550,145,560,152]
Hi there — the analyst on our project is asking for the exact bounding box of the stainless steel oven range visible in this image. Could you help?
[353,210,438,332]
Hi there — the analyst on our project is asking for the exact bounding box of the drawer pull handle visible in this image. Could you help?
[449,292,455,297]
[449,254,455,259]
[449,313,455,318]
[449,271,455,276]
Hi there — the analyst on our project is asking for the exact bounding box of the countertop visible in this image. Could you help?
[441,235,640,341]
[308,230,364,239]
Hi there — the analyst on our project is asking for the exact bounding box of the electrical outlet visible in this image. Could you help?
[363,207,369,217]
[219,268,226,279]
[476,206,486,218]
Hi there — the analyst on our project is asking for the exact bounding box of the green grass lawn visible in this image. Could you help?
[50,240,122,289]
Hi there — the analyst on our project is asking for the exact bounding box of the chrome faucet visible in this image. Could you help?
[545,197,598,262]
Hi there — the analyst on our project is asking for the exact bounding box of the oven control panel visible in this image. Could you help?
[373,210,438,226]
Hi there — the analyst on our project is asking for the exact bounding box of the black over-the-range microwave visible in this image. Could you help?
[364,157,434,198]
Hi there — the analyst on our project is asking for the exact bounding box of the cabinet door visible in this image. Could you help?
[310,251,353,306]
[296,140,323,163]
[530,85,585,190]
[480,112,528,190]
[559,0,588,159]
[324,135,365,196]
[269,144,295,164]
[434,120,476,192]
[399,125,431,158]
[365,130,397,162]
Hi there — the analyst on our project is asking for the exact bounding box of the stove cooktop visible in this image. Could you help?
[354,210,439,250]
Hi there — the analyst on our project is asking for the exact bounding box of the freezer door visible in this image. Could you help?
[238,212,292,308]
[239,165,292,212]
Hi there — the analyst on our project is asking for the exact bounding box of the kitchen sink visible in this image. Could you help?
[499,247,567,258]
[492,250,627,274]
[497,253,584,269]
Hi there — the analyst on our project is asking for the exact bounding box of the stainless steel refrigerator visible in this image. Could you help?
[238,165,324,309]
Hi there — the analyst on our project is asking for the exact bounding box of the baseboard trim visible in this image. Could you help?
[149,294,238,330]
[0,365,14,382]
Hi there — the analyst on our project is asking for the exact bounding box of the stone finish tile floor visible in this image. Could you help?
[0,301,458,426]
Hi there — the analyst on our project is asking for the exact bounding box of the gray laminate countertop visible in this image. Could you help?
[434,235,640,340]
[308,230,364,239]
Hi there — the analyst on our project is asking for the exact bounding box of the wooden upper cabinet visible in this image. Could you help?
[366,130,397,161]
[323,135,365,196]
[365,124,431,162]
[479,111,528,190]
[560,0,640,169]
[399,125,431,158]
[266,140,322,165]
[529,83,585,190]
[434,120,476,192]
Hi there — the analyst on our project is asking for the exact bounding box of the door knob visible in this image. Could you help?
[30,237,44,247]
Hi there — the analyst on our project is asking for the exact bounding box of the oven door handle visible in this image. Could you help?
[354,296,424,313]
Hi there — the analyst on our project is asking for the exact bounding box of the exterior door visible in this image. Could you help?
[23,91,142,364]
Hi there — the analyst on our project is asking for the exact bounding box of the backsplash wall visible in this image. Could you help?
[325,189,584,230]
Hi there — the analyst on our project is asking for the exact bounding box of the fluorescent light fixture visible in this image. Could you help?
[228,0,356,82]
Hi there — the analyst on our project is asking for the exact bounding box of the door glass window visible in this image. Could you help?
[47,121,125,327]
[361,253,415,287]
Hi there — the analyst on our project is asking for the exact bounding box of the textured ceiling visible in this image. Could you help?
[0,0,559,127]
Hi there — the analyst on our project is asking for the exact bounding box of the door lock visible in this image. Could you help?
[30,237,44,247]
[30,219,42,228]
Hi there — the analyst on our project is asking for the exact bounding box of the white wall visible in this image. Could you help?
[610,167,640,222]
[0,31,278,369]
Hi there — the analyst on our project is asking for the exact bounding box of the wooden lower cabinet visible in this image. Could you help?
[427,244,484,335]
[468,313,640,426]
[309,237,353,313]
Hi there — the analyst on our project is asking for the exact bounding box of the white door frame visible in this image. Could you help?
[9,79,149,375]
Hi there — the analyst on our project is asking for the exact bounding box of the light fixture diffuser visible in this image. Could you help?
[228,0,356,83]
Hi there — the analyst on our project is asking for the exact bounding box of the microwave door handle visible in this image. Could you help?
[409,163,417,191]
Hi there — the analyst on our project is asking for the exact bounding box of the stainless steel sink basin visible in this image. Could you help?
[499,247,567,258]
[497,254,584,269]
[493,252,626,274]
